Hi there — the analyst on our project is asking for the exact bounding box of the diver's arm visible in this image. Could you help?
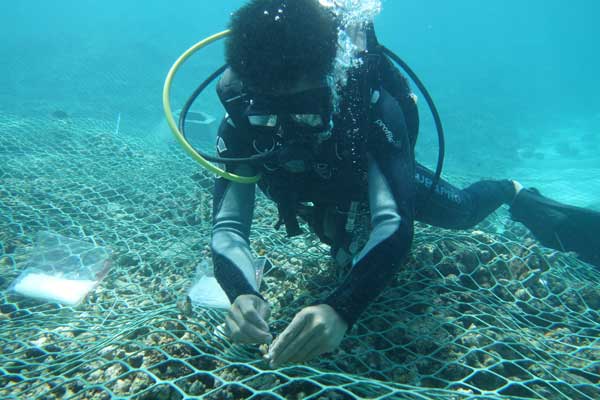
[323,89,416,327]
[211,118,262,302]
[212,171,274,344]
[211,117,273,344]
[211,170,262,301]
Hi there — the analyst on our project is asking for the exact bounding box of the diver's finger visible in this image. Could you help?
[269,314,304,358]
[238,319,273,344]
[224,313,239,339]
[297,341,327,364]
[228,305,263,342]
[228,303,245,329]
[228,309,271,344]
[238,300,270,332]
[276,328,320,366]
[269,312,310,366]
[257,299,272,320]
[230,300,266,331]
[295,339,320,363]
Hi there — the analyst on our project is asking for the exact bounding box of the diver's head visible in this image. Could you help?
[225,0,339,143]
[225,0,339,94]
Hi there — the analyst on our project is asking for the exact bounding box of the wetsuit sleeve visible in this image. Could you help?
[323,89,416,327]
[211,117,263,302]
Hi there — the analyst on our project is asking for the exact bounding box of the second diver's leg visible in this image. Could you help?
[511,188,600,267]
[414,164,600,267]
[414,163,516,229]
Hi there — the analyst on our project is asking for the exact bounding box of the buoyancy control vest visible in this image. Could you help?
[216,27,420,238]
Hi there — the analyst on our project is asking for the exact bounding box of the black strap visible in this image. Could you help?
[272,188,303,237]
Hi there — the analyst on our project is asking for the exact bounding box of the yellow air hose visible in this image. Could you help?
[162,30,261,184]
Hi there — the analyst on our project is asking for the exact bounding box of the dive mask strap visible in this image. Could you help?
[217,72,252,131]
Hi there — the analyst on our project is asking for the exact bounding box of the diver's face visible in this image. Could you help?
[245,76,333,138]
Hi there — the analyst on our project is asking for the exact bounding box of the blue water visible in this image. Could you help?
[2,1,599,194]
[380,0,600,180]
[1,2,600,399]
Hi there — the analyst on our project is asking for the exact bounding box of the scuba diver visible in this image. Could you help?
[183,0,600,367]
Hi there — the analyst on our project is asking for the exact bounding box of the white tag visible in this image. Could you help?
[216,136,228,154]
[13,273,97,306]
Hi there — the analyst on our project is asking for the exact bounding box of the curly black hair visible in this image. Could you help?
[226,0,339,92]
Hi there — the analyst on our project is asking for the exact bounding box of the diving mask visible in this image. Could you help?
[242,86,334,136]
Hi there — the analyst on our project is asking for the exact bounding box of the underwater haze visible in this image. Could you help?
[1,1,600,400]
[2,0,599,203]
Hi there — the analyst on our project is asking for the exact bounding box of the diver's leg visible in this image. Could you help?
[511,188,600,266]
[414,163,515,229]
[414,163,600,266]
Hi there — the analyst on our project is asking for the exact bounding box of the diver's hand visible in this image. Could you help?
[225,294,272,344]
[266,304,348,367]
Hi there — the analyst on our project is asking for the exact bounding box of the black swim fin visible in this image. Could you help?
[510,188,600,267]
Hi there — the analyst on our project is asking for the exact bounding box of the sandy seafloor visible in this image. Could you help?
[0,113,599,400]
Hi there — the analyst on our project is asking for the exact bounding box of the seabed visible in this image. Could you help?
[1,114,599,399]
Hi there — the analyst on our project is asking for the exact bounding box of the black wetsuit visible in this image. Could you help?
[210,68,516,327]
